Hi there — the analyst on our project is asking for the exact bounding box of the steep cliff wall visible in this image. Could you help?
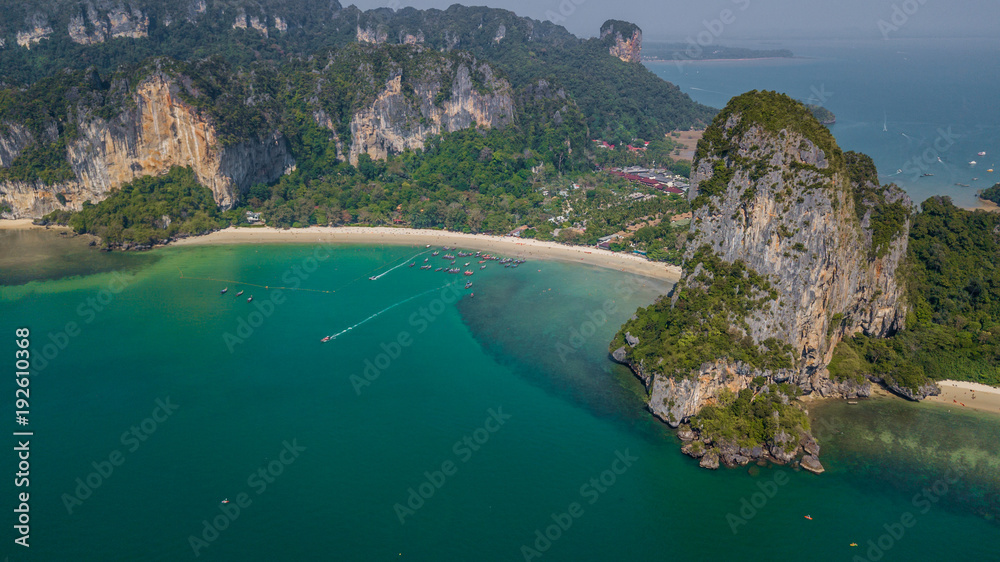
[346,56,515,165]
[600,20,642,63]
[0,74,294,218]
[611,91,913,468]
[685,120,909,391]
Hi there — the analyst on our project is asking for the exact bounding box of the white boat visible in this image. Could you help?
[970,161,977,165]
[978,151,987,156]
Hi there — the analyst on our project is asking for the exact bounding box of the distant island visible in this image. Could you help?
[641,42,794,62]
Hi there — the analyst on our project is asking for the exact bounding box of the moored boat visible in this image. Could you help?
[236,290,244,297]
[220,287,228,294]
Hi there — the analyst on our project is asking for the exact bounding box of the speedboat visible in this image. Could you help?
[247,296,253,303]
[970,161,977,165]
[432,251,439,256]
[236,290,244,297]
[979,151,987,156]
[220,287,228,294]
[435,267,443,272]
[480,265,486,270]
[321,336,331,343]
[221,499,230,504]
[464,270,474,276]
[465,281,473,289]
[409,262,415,267]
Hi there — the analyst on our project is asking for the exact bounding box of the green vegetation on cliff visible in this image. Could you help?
[41,167,230,247]
[611,246,794,377]
[830,196,1000,388]
[0,3,713,142]
[692,381,809,450]
[844,151,910,259]
[695,90,840,166]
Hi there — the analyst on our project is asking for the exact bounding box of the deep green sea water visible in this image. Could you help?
[1,235,998,561]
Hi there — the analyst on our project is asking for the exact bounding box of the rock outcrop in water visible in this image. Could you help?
[612,90,916,469]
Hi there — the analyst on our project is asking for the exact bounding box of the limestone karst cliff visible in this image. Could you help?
[600,20,642,63]
[0,71,294,218]
[0,46,517,218]
[611,91,915,469]
[343,49,515,165]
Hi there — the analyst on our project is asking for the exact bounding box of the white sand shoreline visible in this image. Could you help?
[925,379,1000,415]
[170,226,683,282]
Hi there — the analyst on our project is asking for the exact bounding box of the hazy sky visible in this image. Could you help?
[346,0,1000,41]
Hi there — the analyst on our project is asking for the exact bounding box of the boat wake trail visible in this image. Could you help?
[325,283,453,341]
[368,251,430,281]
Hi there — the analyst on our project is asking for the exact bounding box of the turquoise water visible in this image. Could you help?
[647,37,1000,209]
[1,240,998,560]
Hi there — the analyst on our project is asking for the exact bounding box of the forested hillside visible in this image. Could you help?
[0,1,713,140]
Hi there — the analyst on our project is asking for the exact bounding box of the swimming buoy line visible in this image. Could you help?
[176,249,431,294]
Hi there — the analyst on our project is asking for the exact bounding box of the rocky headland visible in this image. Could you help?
[611,90,929,471]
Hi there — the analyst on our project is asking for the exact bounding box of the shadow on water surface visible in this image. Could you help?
[455,261,676,440]
[0,229,158,286]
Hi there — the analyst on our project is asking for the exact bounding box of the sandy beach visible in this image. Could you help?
[925,379,1000,416]
[171,226,683,282]
[0,219,68,231]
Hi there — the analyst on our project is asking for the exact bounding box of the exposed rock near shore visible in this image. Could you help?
[611,91,915,471]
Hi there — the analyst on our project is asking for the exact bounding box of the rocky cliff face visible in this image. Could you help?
[16,13,53,48]
[346,56,515,165]
[683,107,909,392]
[611,92,913,468]
[600,20,642,63]
[0,74,294,218]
